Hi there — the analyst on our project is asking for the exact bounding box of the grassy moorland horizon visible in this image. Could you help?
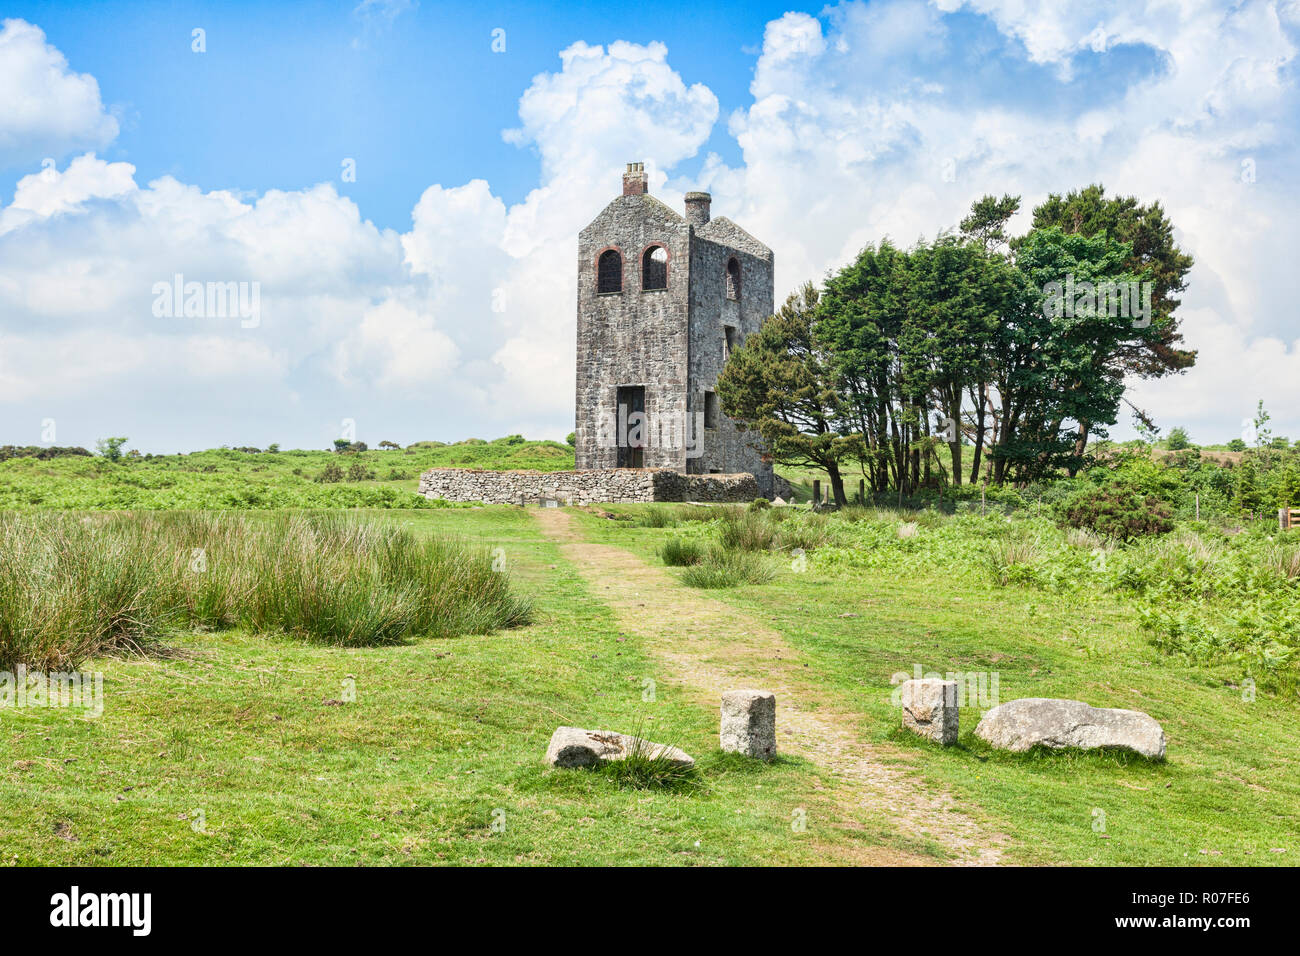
[0,437,575,510]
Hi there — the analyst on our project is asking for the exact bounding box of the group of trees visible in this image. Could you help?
[719,185,1196,505]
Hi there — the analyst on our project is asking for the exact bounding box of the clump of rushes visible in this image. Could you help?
[983,534,1045,587]
[716,507,778,552]
[635,505,679,528]
[0,511,531,670]
[660,537,705,566]
[594,725,701,791]
[680,548,775,589]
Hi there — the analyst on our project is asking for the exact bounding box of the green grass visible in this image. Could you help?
[0,439,575,510]
[575,503,1300,865]
[0,508,864,866]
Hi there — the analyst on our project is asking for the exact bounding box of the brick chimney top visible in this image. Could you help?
[684,191,711,225]
[622,162,647,196]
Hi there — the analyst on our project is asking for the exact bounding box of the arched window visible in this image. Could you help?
[642,245,668,291]
[597,249,622,294]
[726,257,741,300]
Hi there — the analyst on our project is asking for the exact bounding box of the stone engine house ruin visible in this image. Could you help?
[574,162,777,497]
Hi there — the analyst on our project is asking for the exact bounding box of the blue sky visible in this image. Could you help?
[3,0,792,224]
[2,1,1299,453]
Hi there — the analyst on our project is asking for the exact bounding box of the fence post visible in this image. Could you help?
[858,479,865,504]
[812,479,820,506]
[1281,508,1289,532]
[1195,493,1200,522]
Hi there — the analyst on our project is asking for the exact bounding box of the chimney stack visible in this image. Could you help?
[684,191,712,225]
[622,162,648,196]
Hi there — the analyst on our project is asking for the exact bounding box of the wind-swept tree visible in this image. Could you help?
[990,227,1154,482]
[1029,185,1196,458]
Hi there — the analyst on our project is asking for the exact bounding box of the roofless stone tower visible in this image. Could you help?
[574,162,777,496]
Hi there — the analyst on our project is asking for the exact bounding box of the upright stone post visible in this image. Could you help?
[720,689,776,760]
[858,478,865,504]
[898,678,958,745]
[811,479,820,506]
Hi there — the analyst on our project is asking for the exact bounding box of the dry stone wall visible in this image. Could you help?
[417,468,759,505]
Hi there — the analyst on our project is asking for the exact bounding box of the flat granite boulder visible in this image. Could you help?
[545,727,695,769]
[974,698,1166,759]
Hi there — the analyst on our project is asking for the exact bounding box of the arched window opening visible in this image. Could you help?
[726,257,741,301]
[597,249,623,294]
[642,246,668,291]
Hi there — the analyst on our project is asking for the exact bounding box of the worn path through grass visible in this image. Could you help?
[533,507,1009,865]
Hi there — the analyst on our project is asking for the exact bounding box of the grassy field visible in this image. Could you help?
[0,438,574,510]
[572,504,1300,865]
[0,508,884,866]
[3,458,1296,865]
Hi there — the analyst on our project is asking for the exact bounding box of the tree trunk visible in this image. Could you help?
[1068,420,1091,477]
[968,383,987,485]
[826,462,848,507]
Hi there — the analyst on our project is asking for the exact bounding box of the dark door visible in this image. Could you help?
[616,386,645,468]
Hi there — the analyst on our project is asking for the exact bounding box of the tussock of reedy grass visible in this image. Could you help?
[1063,526,1105,551]
[983,534,1045,586]
[660,537,705,567]
[1262,543,1300,580]
[715,506,829,554]
[680,548,775,589]
[635,505,679,528]
[632,504,719,527]
[717,507,779,552]
[592,725,702,791]
[0,511,531,670]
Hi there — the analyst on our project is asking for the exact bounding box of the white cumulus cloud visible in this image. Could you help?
[0,19,118,169]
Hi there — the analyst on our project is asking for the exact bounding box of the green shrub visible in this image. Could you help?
[346,462,375,482]
[1059,485,1174,540]
[0,445,92,462]
[748,497,770,511]
[660,537,704,566]
[95,437,129,462]
[316,462,344,483]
